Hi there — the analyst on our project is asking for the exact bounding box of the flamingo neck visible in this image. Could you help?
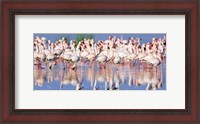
[35,45,39,52]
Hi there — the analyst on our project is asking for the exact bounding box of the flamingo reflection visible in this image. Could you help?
[34,61,165,90]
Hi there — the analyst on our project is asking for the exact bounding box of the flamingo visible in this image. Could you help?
[62,53,72,61]
[68,53,80,70]
[70,54,80,63]
[53,49,63,58]
[148,58,161,66]
[137,44,147,61]
[113,49,121,66]
[85,52,96,66]
[80,50,89,61]
[125,53,137,66]
[33,35,166,91]
[113,55,121,64]
[46,53,55,61]
[34,50,46,69]
[118,50,129,64]
[106,48,115,62]
[147,52,163,66]
[96,55,107,69]
[45,52,57,69]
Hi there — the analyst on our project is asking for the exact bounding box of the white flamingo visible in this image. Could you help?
[96,55,107,69]
[53,49,63,58]
[80,50,89,61]
[113,50,121,64]
[147,52,163,66]
[137,44,147,61]
[86,52,96,66]
[118,50,129,64]
[69,54,80,70]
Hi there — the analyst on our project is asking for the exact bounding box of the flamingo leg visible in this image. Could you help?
[37,60,42,69]
[138,62,141,70]
[66,63,70,70]
[90,61,94,67]
[99,63,101,69]
[37,62,40,69]
[129,61,133,67]
[121,58,125,65]
[103,62,106,69]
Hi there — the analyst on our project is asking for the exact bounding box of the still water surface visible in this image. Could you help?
[34,61,166,90]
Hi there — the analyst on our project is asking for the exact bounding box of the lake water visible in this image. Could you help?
[34,61,166,90]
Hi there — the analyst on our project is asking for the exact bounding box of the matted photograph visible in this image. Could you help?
[34,33,166,90]
[2,0,199,123]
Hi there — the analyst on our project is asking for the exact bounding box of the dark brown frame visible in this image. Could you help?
[0,0,199,123]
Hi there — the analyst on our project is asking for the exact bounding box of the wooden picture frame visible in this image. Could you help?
[0,0,199,123]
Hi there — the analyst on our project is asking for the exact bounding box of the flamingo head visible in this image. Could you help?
[62,37,66,41]
[109,36,113,40]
